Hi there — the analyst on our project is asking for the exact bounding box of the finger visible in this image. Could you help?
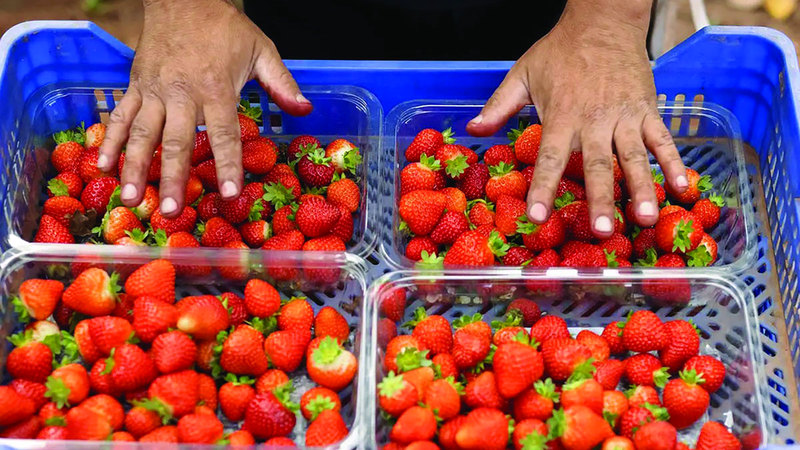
[614,119,658,227]
[120,98,165,207]
[466,71,529,137]
[526,116,575,223]
[643,112,687,193]
[580,122,616,239]
[203,97,243,199]
[253,39,313,117]
[98,87,142,171]
[158,96,198,217]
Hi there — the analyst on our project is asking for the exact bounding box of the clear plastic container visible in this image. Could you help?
[366,269,768,448]
[0,248,369,448]
[1,85,382,259]
[380,101,756,273]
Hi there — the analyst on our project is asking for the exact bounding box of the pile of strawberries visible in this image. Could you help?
[377,295,752,450]
[35,102,362,255]
[0,259,357,446]
[397,125,724,270]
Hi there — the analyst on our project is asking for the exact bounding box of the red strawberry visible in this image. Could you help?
[541,338,592,381]
[593,359,625,390]
[197,216,241,247]
[435,144,477,180]
[655,210,703,253]
[243,278,281,318]
[508,124,542,165]
[494,195,526,236]
[600,321,625,354]
[218,375,256,422]
[297,146,335,186]
[632,227,657,259]
[378,371,419,417]
[0,385,36,427]
[494,336,544,398]
[196,193,221,222]
[324,138,361,174]
[405,236,437,261]
[666,168,711,204]
[189,130,212,164]
[403,307,452,355]
[561,371,605,415]
[218,182,264,224]
[264,169,302,202]
[13,279,63,322]
[599,232,633,261]
[468,199,495,227]
[151,330,197,374]
[500,298,539,327]
[557,199,594,241]
[620,310,668,352]
[444,229,508,266]
[696,421,742,450]
[686,232,718,267]
[327,177,361,213]
[78,147,115,182]
[80,177,119,213]
[7,334,52,383]
[62,268,119,317]
[513,378,558,421]
[601,389,629,429]
[691,195,723,231]
[271,204,298,235]
[300,386,341,420]
[485,163,527,202]
[194,159,218,191]
[51,129,85,173]
[315,306,350,343]
[405,128,454,162]
[125,259,175,304]
[105,344,157,392]
[147,369,200,419]
[220,325,269,376]
[87,316,133,355]
[428,210,469,245]
[294,196,342,238]
[455,407,510,450]
[458,163,490,200]
[96,206,143,243]
[139,425,179,442]
[503,246,535,266]
[238,219,269,247]
[83,122,105,148]
[150,206,198,236]
[242,136,278,174]
[529,315,570,344]
[244,391,297,440]
[484,143,518,167]
[439,416,468,450]
[10,379,47,411]
[264,329,310,372]
[624,353,669,388]
[43,196,85,228]
[390,405,437,444]
[683,355,726,393]
[289,135,322,161]
[663,370,710,429]
[176,406,224,444]
[80,394,124,431]
[132,295,178,343]
[401,154,445,195]
[398,189,447,236]
[48,173,83,199]
[306,336,358,392]
[658,320,700,371]
[626,385,662,409]
[34,214,75,243]
[237,105,261,142]
[519,213,566,251]
[65,405,112,441]
[451,329,490,372]
[254,369,289,394]
[632,420,677,450]
[556,179,587,202]
[551,405,614,450]
[176,295,230,341]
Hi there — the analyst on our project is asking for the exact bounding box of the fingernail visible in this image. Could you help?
[676,175,689,189]
[121,184,137,201]
[529,202,548,222]
[594,215,613,233]
[161,197,177,214]
[638,201,657,217]
[296,93,310,104]
[470,115,483,125]
[221,181,238,198]
[97,154,108,169]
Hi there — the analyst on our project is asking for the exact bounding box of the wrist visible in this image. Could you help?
[560,0,652,37]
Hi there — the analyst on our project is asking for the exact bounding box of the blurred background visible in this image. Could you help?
[0,0,797,55]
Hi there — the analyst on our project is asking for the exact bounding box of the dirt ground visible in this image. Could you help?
[0,0,798,55]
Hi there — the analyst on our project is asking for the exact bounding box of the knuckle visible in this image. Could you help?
[535,146,564,171]
[582,104,610,123]
[617,146,648,165]
[214,158,241,174]
[160,139,188,159]
[206,124,240,149]
[128,121,154,142]
[584,154,613,173]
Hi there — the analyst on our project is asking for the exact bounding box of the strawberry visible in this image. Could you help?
[300,386,341,420]
[0,385,36,427]
[691,195,724,231]
[454,407,510,450]
[629,420,676,450]
[255,369,290,394]
[602,389,629,428]
[188,130,212,164]
[146,369,200,419]
[80,394,124,431]
[220,325,269,376]
[197,373,217,412]
[43,196,86,228]
[95,206,143,243]
[683,355,725,393]
[79,147,115,182]
[686,232,718,267]
[330,203,354,242]
[558,199,594,241]
[294,196,342,238]
[176,406,224,444]
[151,330,197,374]
[541,338,592,381]
[244,391,298,440]
[243,278,281,318]
[46,363,90,408]
[493,194,526,236]
[242,136,278,174]
[640,252,692,302]
[48,173,83,198]
[398,189,447,236]
[556,179,587,203]
[593,359,625,390]
[571,330,608,363]
[663,369,709,429]
[132,295,178,343]
[462,371,504,410]
[62,268,119,317]
[599,232,633,261]
[10,379,47,411]
[666,168,711,204]
[429,210,470,245]
[176,295,230,341]
[402,307,451,355]
[632,227,657,259]
[196,192,222,221]
[217,374,256,422]
[401,154,445,195]
[620,310,668,352]
[198,216,241,246]
[315,306,350,343]
[302,235,347,280]
[502,246,535,266]
[7,334,52,383]
[561,362,604,414]
[696,421,742,450]
[84,122,105,148]
[325,138,362,174]
[513,378,559,421]
[265,329,310,372]
[405,236,438,261]
[51,128,85,173]
[150,206,198,236]
[237,103,262,142]
[264,168,302,200]
[79,177,118,213]
[239,219,270,247]
[655,210,703,253]
[289,135,322,161]
[390,405,437,444]
[406,128,454,162]
[304,411,349,448]
[219,182,265,224]
[271,204,298,235]
[111,431,135,441]
[37,425,68,440]
[327,177,361,213]
[519,213,566,251]
[12,279,63,322]
[530,315,571,344]
[626,385,662,409]
[34,214,75,243]
[297,146,336,186]
[458,162,490,200]
[658,320,700,371]
[508,124,542,165]
[485,162,527,202]
[307,336,358,391]
[216,242,250,279]
[435,144,478,180]
[125,259,175,304]
[194,159,219,190]
[65,405,112,441]
[127,185,159,220]
[484,143,518,167]
[421,377,461,420]
[103,344,156,393]
[550,405,614,450]
[444,229,508,266]
[87,316,133,355]
[378,317,398,349]
[624,353,669,388]
[451,327,490,371]
[468,199,495,227]
[513,419,552,450]
[384,335,424,373]
[494,336,544,398]
[139,425,179,442]
[274,297,313,332]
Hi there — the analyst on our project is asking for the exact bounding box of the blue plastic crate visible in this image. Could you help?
[1,21,800,445]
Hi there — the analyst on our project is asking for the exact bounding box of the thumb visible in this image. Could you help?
[253,40,313,117]
[466,71,530,137]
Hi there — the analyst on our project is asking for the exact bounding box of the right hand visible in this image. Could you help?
[98,0,312,217]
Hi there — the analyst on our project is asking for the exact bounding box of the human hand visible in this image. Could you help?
[466,0,687,238]
[98,0,312,217]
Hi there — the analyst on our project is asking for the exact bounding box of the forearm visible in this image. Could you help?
[560,0,653,38]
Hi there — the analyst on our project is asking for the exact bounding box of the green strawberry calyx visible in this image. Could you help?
[272,380,300,412]
[342,148,362,175]
[53,123,86,146]
[45,416,66,427]
[247,316,277,335]
[520,430,548,450]
[7,329,35,347]
[378,371,406,397]
[312,336,345,366]
[125,228,150,245]
[490,310,522,330]
[488,231,510,258]
[58,331,80,366]
[238,100,262,123]
[534,378,560,402]
[443,154,469,178]
[564,359,596,388]
[679,368,706,386]
[44,375,72,408]
[395,347,432,373]
[604,249,619,268]
[641,402,670,421]
[452,312,483,330]
[634,248,658,267]
[653,367,670,389]
[210,328,231,379]
[467,198,495,212]
[488,162,514,178]
[306,147,332,167]
[708,192,724,207]
[154,228,169,247]
[697,175,713,192]
[224,373,255,386]
[305,394,337,420]
[48,179,70,197]
[100,348,116,375]
[415,250,443,271]
[603,411,618,428]
[263,182,296,211]
[443,376,465,395]
[402,306,430,329]
[545,408,566,440]
[419,153,442,172]
[686,245,712,267]
[248,198,266,222]
[441,127,456,145]
[672,219,695,252]
[10,297,32,324]
[554,191,575,210]
[651,168,665,184]
[133,398,173,425]
[516,214,540,236]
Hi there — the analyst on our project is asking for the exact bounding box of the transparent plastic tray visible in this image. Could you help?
[379,101,756,273]
[366,269,769,448]
[0,248,369,449]
[1,85,382,259]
